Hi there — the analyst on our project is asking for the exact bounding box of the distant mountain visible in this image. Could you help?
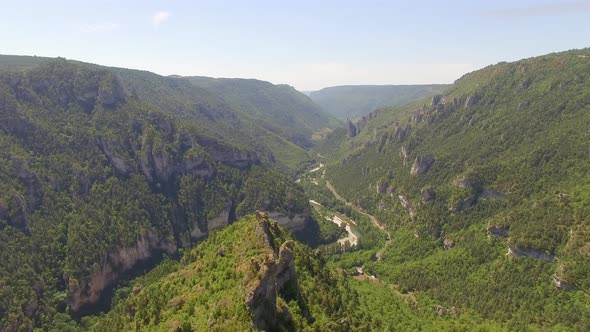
[187,76,341,149]
[309,84,450,120]
[0,54,51,70]
[0,55,314,170]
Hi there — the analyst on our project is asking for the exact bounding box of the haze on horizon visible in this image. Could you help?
[2,0,590,91]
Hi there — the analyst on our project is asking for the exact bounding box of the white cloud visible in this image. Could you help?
[152,11,171,26]
[80,22,120,33]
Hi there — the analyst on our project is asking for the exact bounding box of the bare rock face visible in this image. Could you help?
[553,274,575,290]
[96,137,132,176]
[97,75,126,107]
[140,140,214,187]
[190,205,240,240]
[421,188,436,203]
[246,220,303,330]
[507,243,555,262]
[207,208,232,232]
[68,231,177,312]
[268,211,308,232]
[400,146,409,166]
[347,119,358,138]
[398,194,416,218]
[464,94,480,108]
[431,94,443,106]
[392,122,410,142]
[376,180,389,194]
[377,132,387,153]
[449,197,476,213]
[453,176,472,189]
[411,155,434,176]
[209,146,259,169]
[411,109,424,123]
[443,238,455,250]
[7,159,43,232]
[487,225,509,238]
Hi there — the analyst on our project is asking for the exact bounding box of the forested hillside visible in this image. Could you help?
[315,48,590,330]
[89,214,506,332]
[309,84,450,121]
[188,76,341,149]
[0,58,316,330]
[90,214,360,331]
[0,55,313,170]
[2,49,590,331]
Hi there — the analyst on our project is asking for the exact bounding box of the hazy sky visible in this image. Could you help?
[2,0,590,90]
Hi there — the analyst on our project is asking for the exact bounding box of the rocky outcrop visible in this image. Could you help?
[507,244,555,262]
[443,238,455,250]
[553,274,575,290]
[376,180,389,194]
[95,137,132,176]
[97,75,126,107]
[209,146,259,169]
[268,211,309,232]
[68,231,177,312]
[411,155,434,176]
[464,94,480,108]
[398,194,416,218]
[347,119,358,138]
[421,188,436,203]
[139,139,213,186]
[246,220,305,330]
[431,94,443,107]
[6,159,43,232]
[453,176,472,189]
[400,145,409,166]
[207,208,232,232]
[411,108,425,123]
[487,225,509,238]
[449,197,476,213]
[377,132,388,153]
[480,189,505,200]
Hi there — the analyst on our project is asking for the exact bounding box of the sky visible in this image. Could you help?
[1,0,590,90]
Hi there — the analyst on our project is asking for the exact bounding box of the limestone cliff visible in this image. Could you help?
[245,217,306,330]
[68,231,177,312]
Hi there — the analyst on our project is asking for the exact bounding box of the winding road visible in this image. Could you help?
[325,181,391,261]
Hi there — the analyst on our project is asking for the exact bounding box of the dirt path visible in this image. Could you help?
[325,181,391,261]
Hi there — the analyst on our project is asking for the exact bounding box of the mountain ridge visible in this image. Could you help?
[309,84,450,121]
[312,47,590,329]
